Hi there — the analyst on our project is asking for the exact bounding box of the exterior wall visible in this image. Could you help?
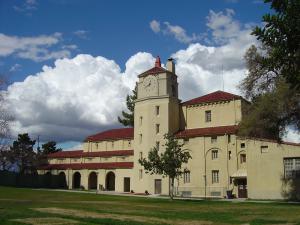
[83,139,133,152]
[175,135,241,197]
[182,99,242,129]
[246,139,300,199]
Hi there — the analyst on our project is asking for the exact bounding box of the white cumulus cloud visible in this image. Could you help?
[6,53,154,142]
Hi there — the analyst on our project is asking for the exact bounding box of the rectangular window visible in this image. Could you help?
[212,150,218,159]
[284,158,300,178]
[241,143,245,148]
[139,152,143,160]
[156,106,160,115]
[139,134,142,144]
[139,169,143,180]
[261,145,268,153]
[139,116,143,126]
[228,151,232,160]
[156,141,160,151]
[212,170,219,183]
[228,135,231,143]
[183,138,189,144]
[156,124,160,134]
[205,110,211,122]
[240,154,246,163]
[183,171,190,183]
[211,136,217,143]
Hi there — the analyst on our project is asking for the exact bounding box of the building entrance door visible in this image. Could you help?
[124,177,130,192]
[237,179,247,198]
[154,179,162,194]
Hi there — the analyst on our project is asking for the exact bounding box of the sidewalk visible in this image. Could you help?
[33,188,300,204]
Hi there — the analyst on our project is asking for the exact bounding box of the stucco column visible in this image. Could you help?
[68,169,73,189]
[82,170,88,190]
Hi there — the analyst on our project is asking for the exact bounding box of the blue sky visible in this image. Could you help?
[1,0,269,82]
[2,0,298,149]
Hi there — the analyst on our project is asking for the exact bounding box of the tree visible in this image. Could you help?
[41,141,62,155]
[118,88,137,127]
[0,76,13,171]
[239,0,300,139]
[251,0,300,90]
[139,134,191,200]
[10,133,36,174]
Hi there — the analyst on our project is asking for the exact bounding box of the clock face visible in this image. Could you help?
[143,75,157,92]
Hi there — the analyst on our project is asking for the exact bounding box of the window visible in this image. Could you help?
[205,110,211,122]
[240,154,246,163]
[156,124,160,134]
[139,134,142,144]
[284,158,300,178]
[261,145,268,153]
[139,116,143,126]
[172,85,176,97]
[212,150,218,159]
[139,152,143,160]
[183,171,190,183]
[212,170,219,183]
[155,106,160,115]
[228,135,231,143]
[211,136,217,143]
[183,138,189,144]
[228,151,232,160]
[241,143,245,148]
[156,141,160,151]
[95,143,99,149]
[139,169,143,180]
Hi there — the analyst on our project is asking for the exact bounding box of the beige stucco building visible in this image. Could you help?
[40,57,300,199]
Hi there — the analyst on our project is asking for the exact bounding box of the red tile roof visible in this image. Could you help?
[39,162,134,170]
[138,66,168,77]
[138,56,168,77]
[175,125,239,138]
[85,128,134,142]
[182,91,242,106]
[48,150,83,158]
[48,150,134,159]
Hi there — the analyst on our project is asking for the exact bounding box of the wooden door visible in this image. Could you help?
[154,179,162,194]
[124,177,130,192]
[237,179,248,198]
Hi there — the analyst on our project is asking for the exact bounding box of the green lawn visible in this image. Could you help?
[0,186,299,225]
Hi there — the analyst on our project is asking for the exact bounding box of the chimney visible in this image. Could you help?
[155,56,161,67]
[166,58,175,73]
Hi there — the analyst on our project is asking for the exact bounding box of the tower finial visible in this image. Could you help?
[155,56,161,67]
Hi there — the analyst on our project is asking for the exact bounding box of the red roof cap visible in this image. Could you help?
[175,125,239,138]
[85,127,133,142]
[48,150,134,159]
[39,162,134,170]
[182,91,242,106]
[155,56,161,67]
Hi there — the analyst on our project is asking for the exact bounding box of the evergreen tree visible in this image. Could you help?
[139,134,191,200]
[41,141,62,155]
[10,133,36,174]
[118,88,137,127]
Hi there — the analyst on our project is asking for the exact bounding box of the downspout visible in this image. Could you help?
[226,133,229,190]
[203,136,207,199]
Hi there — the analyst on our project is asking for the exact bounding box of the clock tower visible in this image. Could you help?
[133,56,180,194]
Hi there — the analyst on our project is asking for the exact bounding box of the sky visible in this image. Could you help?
[0,0,299,149]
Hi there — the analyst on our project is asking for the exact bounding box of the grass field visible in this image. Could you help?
[0,186,300,225]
